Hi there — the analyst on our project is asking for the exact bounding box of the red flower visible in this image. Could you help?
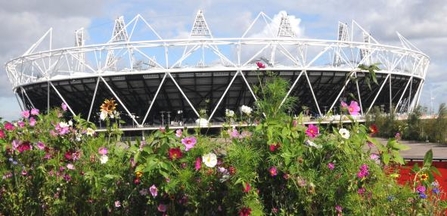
[168,147,182,160]
[229,166,236,175]
[239,207,252,216]
[17,141,31,153]
[134,178,141,185]
[243,183,251,193]
[256,61,265,69]
[369,124,378,135]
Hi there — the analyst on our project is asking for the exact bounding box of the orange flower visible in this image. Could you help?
[100,98,117,114]
[135,171,143,178]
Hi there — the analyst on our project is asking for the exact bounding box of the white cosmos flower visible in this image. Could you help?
[240,105,252,115]
[86,128,95,136]
[339,128,350,139]
[202,152,217,168]
[225,109,235,118]
[100,111,107,120]
[100,155,109,164]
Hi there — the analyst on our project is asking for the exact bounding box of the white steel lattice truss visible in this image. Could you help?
[5,10,429,128]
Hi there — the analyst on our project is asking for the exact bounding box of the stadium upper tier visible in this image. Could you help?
[5,10,429,128]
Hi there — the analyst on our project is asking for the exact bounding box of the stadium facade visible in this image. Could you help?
[5,11,429,130]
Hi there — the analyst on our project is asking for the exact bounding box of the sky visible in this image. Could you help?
[1,0,447,121]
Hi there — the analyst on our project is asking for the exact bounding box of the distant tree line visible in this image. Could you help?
[366,103,447,144]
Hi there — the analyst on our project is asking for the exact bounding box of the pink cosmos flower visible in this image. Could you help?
[30,108,39,116]
[36,141,46,150]
[17,121,25,128]
[195,157,202,171]
[29,117,36,127]
[181,137,197,151]
[256,61,266,69]
[98,147,108,155]
[21,110,30,119]
[269,166,278,177]
[67,164,75,170]
[61,103,68,111]
[114,201,121,208]
[55,122,70,135]
[228,128,240,138]
[150,184,158,197]
[157,203,167,212]
[328,163,335,170]
[335,205,343,213]
[175,129,182,138]
[348,101,360,115]
[305,124,319,138]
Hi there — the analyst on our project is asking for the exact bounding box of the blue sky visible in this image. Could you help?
[1,0,447,121]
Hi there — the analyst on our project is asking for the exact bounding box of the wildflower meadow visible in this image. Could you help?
[0,68,445,215]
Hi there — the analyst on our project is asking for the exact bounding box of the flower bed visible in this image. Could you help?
[0,72,446,215]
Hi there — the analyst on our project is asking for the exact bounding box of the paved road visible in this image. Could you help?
[375,138,447,160]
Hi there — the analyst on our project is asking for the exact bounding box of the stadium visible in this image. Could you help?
[5,10,429,131]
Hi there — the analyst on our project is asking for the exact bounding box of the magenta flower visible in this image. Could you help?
[328,163,335,170]
[416,185,426,194]
[21,110,30,119]
[305,124,319,138]
[195,157,202,171]
[0,129,4,139]
[4,122,15,131]
[348,101,360,115]
[150,184,158,197]
[98,147,108,155]
[269,166,278,176]
[358,187,366,194]
[357,164,369,179]
[256,61,266,68]
[30,108,39,116]
[181,137,197,151]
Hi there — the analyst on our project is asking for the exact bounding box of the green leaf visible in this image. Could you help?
[382,154,391,165]
[423,149,433,168]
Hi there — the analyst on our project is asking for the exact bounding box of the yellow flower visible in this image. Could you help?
[135,171,143,178]
[419,173,428,181]
[100,98,117,115]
